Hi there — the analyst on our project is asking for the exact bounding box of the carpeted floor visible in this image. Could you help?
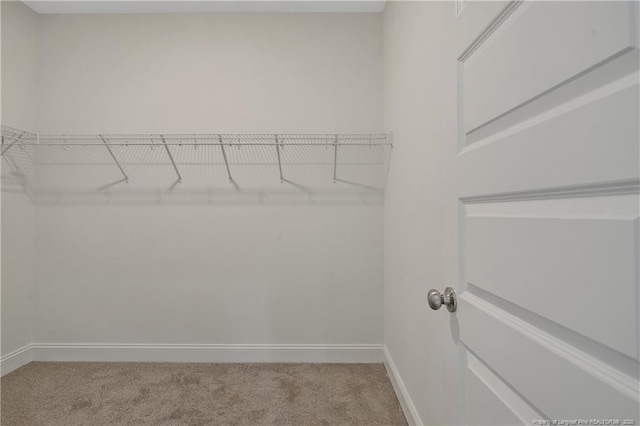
[0,362,407,426]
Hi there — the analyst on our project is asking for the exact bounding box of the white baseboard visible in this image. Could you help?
[1,344,33,376]
[383,345,423,426]
[32,343,384,363]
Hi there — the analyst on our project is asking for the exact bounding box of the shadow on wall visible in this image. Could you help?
[1,156,386,207]
[33,187,384,207]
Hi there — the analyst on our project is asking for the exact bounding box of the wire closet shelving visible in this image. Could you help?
[1,125,392,200]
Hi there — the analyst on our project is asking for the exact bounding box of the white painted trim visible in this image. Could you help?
[1,344,33,376]
[22,1,387,15]
[32,343,384,363]
[383,345,422,426]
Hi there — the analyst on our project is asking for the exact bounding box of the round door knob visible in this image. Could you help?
[427,287,457,312]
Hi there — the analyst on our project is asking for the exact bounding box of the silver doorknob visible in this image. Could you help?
[427,287,457,312]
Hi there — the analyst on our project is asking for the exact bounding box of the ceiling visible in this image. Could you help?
[22,0,387,14]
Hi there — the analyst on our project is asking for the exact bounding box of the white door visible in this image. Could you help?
[448,1,640,424]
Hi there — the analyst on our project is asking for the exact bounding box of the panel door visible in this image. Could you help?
[454,1,639,424]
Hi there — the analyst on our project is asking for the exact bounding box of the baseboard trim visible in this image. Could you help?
[32,343,384,363]
[383,345,423,426]
[1,344,33,376]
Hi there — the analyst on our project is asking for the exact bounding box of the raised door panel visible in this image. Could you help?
[465,196,639,359]
[458,293,639,420]
[461,1,633,136]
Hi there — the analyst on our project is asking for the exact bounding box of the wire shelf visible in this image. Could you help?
[1,125,392,200]
[37,133,389,146]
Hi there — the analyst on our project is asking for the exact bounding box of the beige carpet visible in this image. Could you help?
[0,362,407,426]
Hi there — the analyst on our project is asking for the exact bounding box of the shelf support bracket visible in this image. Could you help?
[100,135,129,182]
[1,131,25,157]
[219,135,233,183]
[333,135,338,183]
[1,138,20,157]
[275,135,284,183]
[161,135,182,183]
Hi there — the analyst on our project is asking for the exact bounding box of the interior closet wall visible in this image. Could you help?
[383,2,460,424]
[33,13,384,347]
[1,0,38,360]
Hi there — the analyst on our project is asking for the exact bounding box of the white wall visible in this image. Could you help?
[33,13,384,349]
[36,13,382,134]
[1,0,38,361]
[383,2,461,424]
[1,1,38,132]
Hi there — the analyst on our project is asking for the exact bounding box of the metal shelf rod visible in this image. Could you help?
[218,135,233,183]
[333,135,338,183]
[161,135,182,183]
[275,135,284,183]
[100,136,129,182]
